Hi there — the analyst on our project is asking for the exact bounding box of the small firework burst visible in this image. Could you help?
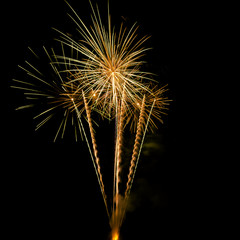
[12,47,87,142]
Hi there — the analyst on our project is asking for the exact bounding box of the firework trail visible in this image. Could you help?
[12,1,170,239]
[115,89,125,200]
[125,95,146,197]
[111,88,126,235]
[82,90,109,218]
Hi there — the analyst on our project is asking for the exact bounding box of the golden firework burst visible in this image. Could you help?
[13,1,170,239]
[53,1,166,125]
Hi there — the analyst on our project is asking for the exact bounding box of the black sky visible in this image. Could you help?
[2,0,202,239]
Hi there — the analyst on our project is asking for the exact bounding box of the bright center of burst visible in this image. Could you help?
[109,68,116,78]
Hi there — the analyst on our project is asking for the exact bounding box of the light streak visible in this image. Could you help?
[125,95,146,197]
[82,90,110,219]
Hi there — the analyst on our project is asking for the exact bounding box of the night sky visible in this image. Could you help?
[2,0,202,239]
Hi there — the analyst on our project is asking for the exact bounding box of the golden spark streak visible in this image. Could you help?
[125,95,146,196]
[82,90,110,219]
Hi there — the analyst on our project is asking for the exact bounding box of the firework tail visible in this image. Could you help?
[113,114,117,216]
[81,91,110,219]
[116,93,125,200]
[125,95,146,196]
[112,88,126,230]
[125,97,156,197]
[119,97,156,226]
[71,99,99,185]
[129,99,156,195]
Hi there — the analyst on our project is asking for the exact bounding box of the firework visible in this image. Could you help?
[13,1,170,239]
[54,1,153,122]
[12,46,86,142]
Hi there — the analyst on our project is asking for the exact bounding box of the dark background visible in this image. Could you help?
[2,0,209,239]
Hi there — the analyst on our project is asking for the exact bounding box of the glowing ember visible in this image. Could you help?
[113,233,119,240]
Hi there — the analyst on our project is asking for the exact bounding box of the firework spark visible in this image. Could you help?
[13,1,170,239]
